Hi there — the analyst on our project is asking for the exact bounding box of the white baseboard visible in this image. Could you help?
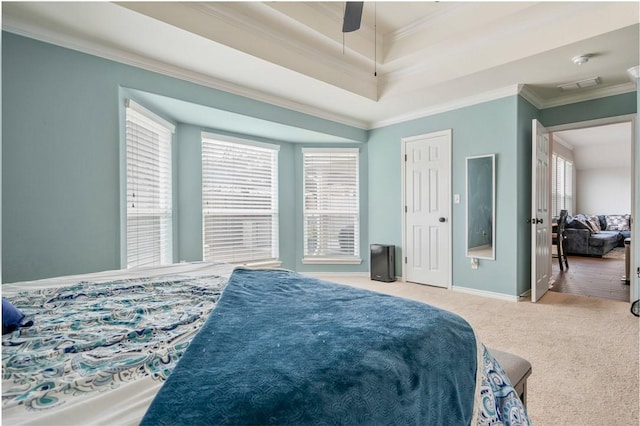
[452,285,521,302]
[519,289,532,299]
[305,271,370,278]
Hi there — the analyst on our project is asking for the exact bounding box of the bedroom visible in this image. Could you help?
[2,1,638,298]
[1,2,639,425]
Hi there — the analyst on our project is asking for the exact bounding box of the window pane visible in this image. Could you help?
[126,102,173,268]
[202,137,279,264]
[303,149,360,260]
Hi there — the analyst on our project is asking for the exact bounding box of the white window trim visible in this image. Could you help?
[124,99,175,269]
[552,153,574,217]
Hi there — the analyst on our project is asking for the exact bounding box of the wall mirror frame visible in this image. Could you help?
[466,154,496,260]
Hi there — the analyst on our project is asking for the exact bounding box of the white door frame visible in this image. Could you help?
[548,114,637,302]
[400,129,452,288]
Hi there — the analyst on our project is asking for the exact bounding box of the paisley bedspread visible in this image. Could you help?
[2,262,235,425]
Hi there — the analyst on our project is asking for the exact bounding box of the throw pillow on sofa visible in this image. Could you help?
[586,218,600,234]
[597,215,607,231]
[589,215,602,232]
[606,214,630,231]
[566,216,591,230]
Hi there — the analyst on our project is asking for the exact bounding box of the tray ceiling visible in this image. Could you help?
[3,2,639,129]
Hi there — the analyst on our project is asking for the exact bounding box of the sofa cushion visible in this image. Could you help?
[588,231,621,248]
[606,214,630,231]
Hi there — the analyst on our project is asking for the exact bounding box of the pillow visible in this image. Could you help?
[589,216,602,232]
[597,215,607,231]
[2,298,25,335]
[586,217,600,234]
[566,217,591,230]
[606,214,630,231]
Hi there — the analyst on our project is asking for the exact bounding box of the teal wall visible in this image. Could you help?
[2,32,367,283]
[2,31,637,298]
[368,97,520,296]
[540,92,637,127]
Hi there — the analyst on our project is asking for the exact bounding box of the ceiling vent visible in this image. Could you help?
[558,77,601,91]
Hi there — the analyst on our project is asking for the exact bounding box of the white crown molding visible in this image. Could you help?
[389,3,464,43]
[518,85,545,109]
[2,20,370,130]
[382,2,600,87]
[552,135,574,151]
[371,85,522,129]
[193,2,372,81]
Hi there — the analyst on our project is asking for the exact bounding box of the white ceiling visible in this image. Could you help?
[3,1,639,131]
[554,122,633,170]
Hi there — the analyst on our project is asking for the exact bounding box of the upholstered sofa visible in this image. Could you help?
[563,214,630,257]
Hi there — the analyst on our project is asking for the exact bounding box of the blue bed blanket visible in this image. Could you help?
[142,269,529,425]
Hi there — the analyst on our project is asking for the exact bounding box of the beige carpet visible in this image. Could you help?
[310,274,640,425]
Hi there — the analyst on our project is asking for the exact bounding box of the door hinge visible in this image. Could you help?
[405,257,408,264]
[405,206,407,213]
[404,154,407,161]
[637,267,640,278]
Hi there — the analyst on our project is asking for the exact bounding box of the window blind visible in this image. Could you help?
[125,99,174,268]
[202,134,279,264]
[551,153,573,216]
[302,148,360,263]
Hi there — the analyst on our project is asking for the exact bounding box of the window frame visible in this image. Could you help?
[302,147,361,265]
[123,99,175,269]
[201,132,280,267]
[552,153,574,217]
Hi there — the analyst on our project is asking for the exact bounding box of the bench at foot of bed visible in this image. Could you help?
[489,348,532,407]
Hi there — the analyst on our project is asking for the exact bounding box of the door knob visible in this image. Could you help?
[439,217,446,223]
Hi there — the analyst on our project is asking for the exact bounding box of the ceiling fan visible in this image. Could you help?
[342,2,364,33]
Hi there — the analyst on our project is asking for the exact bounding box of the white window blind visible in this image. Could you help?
[303,148,360,263]
[202,134,279,264]
[551,153,573,216]
[125,99,174,268]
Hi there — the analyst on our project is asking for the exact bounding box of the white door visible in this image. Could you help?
[403,130,451,288]
[531,119,552,302]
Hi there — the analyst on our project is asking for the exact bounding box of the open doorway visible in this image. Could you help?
[548,117,635,302]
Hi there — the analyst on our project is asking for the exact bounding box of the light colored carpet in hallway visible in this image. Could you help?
[310,274,639,425]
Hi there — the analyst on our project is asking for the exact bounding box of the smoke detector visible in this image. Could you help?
[571,55,591,65]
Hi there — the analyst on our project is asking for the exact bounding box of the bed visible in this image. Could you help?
[2,263,531,425]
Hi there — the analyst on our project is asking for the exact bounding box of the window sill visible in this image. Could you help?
[234,260,282,269]
[302,257,362,265]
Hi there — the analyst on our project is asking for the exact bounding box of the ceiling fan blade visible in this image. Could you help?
[342,2,364,33]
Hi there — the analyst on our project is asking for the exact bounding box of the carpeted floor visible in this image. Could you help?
[310,274,640,426]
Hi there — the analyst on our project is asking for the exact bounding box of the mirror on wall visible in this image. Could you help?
[466,154,495,260]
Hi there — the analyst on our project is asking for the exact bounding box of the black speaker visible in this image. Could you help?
[370,244,396,282]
